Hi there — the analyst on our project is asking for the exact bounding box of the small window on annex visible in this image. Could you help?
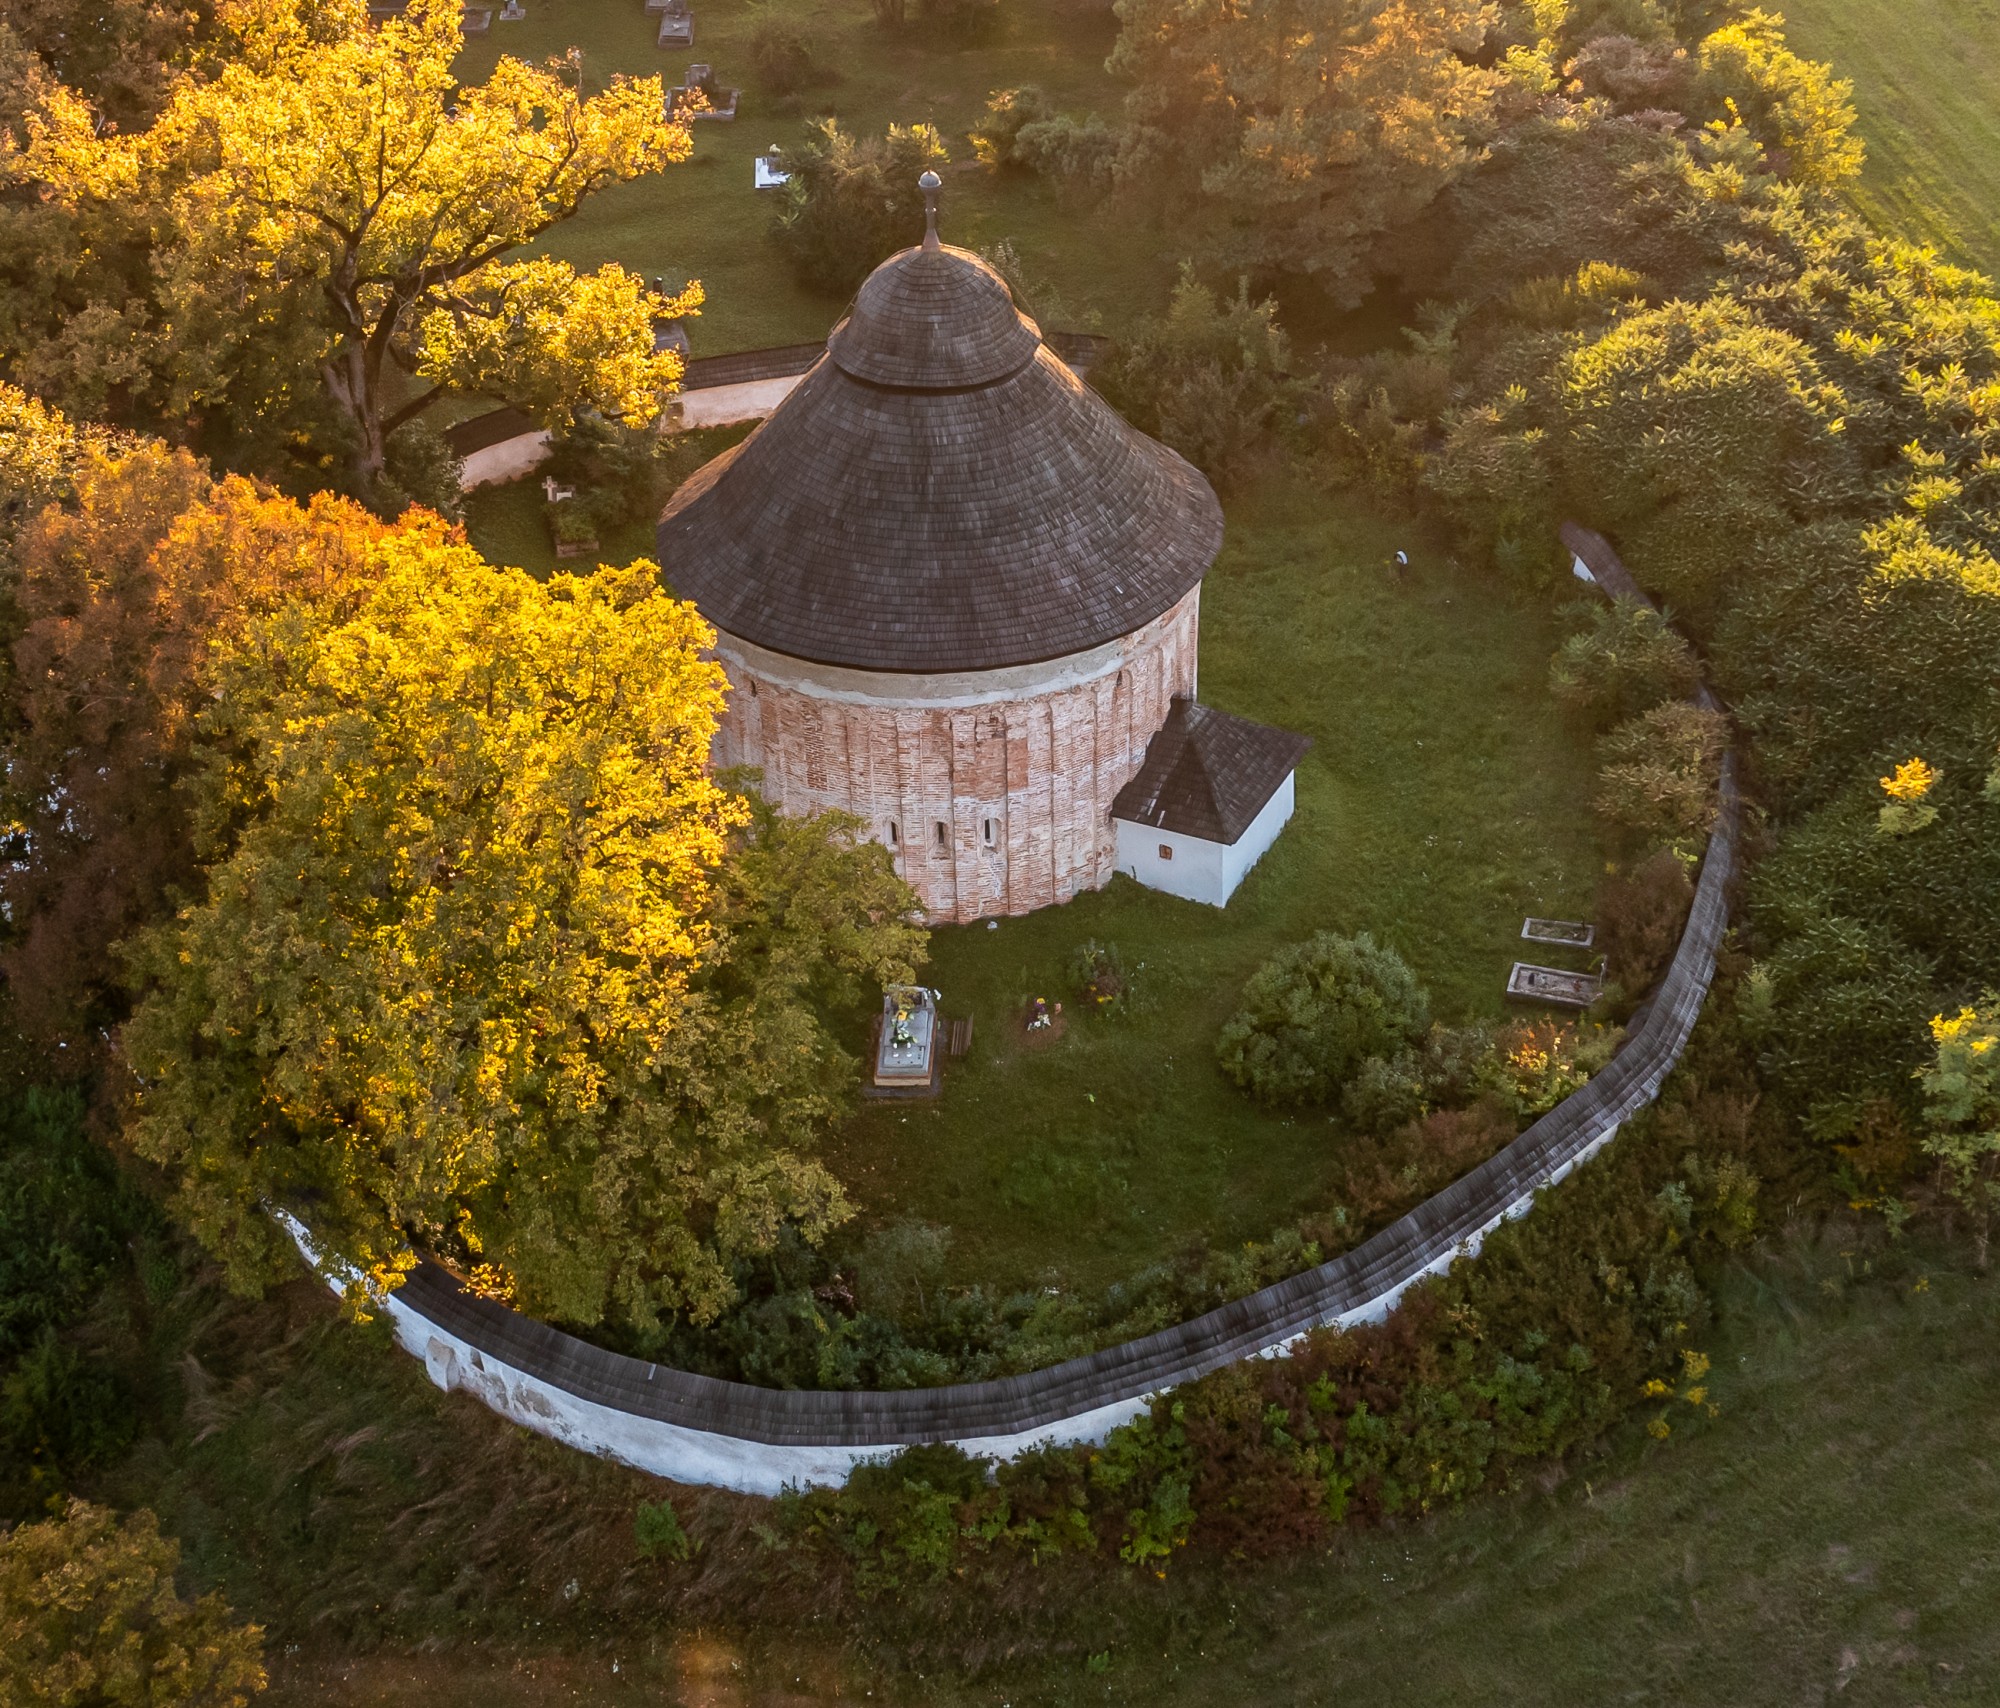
[1158,844,1174,862]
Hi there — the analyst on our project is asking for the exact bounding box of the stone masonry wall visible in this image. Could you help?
[710,589,1201,922]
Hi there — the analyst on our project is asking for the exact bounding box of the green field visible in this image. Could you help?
[453,0,1163,354]
[1784,0,2000,278]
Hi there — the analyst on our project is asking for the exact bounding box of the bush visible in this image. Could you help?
[1014,114,1124,203]
[1093,266,1304,487]
[634,1497,699,1562]
[1548,596,1700,730]
[378,419,464,523]
[1340,1050,1428,1136]
[772,119,951,295]
[748,19,833,94]
[1068,939,1128,1012]
[1216,932,1431,1107]
[970,85,1053,168]
[1595,700,1730,846]
[1598,846,1694,1002]
[0,1502,265,1708]
[1474,1018,1621,1120]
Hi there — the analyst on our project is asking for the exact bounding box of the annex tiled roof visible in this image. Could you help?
[655,243,1222,674]
[1111,697,1311,844]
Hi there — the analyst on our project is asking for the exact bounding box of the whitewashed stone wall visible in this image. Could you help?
[709,587,1201,922]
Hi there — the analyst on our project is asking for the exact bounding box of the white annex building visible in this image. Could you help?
[1110,697,1310,907]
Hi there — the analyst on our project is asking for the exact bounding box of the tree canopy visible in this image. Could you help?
[0,438,404,1047]
[0,1501,265,1708]
[1110,0,1498,302]
[120,544,924,1332]
[7,0,698,494]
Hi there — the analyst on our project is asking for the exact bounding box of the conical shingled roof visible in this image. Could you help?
[655,243,1224,674]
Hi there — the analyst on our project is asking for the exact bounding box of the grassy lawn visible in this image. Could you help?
[469,467,1600,1299]
[217,1230,2000,1706]
[820,477,1600,1296]
[452,0,1165,355]
[1783,0,2000,278]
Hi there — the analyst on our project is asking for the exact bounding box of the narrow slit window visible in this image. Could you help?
[887,821,899,847]
[982,817,996,847]
[935,821,949,850]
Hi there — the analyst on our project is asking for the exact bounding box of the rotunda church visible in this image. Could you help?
[656,195,1300,921]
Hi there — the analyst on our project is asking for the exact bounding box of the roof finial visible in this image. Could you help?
[919,169,942,252]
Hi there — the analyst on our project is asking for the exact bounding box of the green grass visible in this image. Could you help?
[451,0,1165,354]
[1783,0,2000,278]
[174,1229,2000,1706]
[819,478,1600,1296]
[464,467,1600,1299]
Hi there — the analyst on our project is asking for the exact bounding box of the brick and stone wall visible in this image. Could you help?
[709,588,1201,921]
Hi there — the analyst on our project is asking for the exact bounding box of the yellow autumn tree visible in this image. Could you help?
[0,1502,265,1708]
[13,0,697,491]
[119,542,924,1333]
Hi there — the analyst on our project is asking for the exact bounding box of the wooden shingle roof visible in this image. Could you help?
[655,243,1223,674]
[1111,698,1311,844]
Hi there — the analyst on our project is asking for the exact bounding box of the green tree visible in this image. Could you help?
[1594,699,1730,847]
[11,0,697,493]
[1110,0,1497,302]
[121,545,923,1333]
[1556,294,1855,619]
[772,118,951,294]
[1549,596,1700,729]
[0,1502,264,1708]
[1216,931,1431,1106]
[1094,267,1303,485]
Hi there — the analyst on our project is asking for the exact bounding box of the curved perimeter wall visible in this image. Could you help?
[290,528,1737,1496]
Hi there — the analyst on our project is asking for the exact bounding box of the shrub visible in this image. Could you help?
[772,119,951,294]
[854,1218,952,1321]
[0,1502,265,1708]
[1340,1050,1428,1136]
[378,419,464,523]
[1548,596,1700,730]
[1475,1018,1621,1120]
[1013,113,1124,202]
[1597,846,1694,1001]
[1570,33,1690,110]
[1216,932,1431,1107]
[1595,700,1730,846]
[634,1497,698,1562]
[970,85,1054,168]
[1093,266,1304,487]
[748,19,833,94]
[1068,939,1128,1012]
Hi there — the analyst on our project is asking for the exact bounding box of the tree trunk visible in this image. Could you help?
[322,336,387,484]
